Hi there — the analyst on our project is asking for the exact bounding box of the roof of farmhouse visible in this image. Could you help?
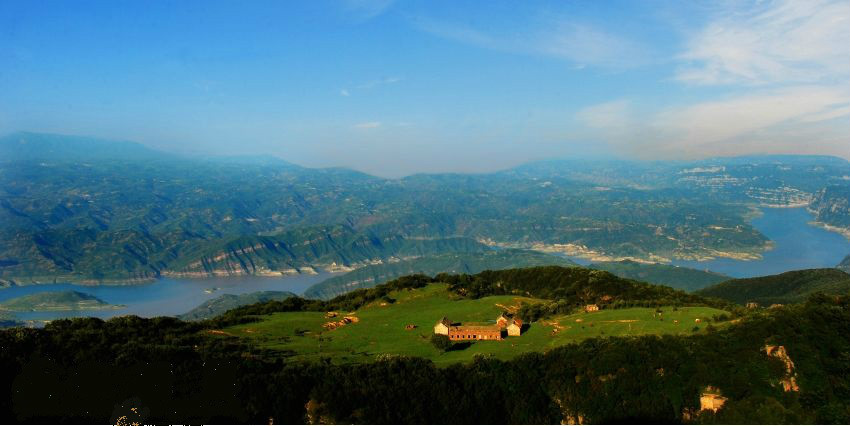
[451,325,501,331]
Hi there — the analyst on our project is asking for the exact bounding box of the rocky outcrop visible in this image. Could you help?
[809,186,850,239]
[765,345,800,392]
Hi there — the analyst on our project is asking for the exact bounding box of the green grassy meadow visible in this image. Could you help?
[219,283,729,365]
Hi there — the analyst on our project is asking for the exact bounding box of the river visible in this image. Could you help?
[2,207,848,322]
[0,272,336,322]
[670,207,850,278]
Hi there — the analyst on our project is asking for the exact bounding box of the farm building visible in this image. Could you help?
[746,302,759,309]
[496,312,513,328]
[434,317,451,335]
[448,325,503,341]
[507,318,523,336]
[699,386,727,412]
[585,304,599,312]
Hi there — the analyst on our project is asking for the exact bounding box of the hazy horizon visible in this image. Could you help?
[6,129,850,179]
[1,0,848,176]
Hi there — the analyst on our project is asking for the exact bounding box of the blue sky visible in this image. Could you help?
[1,0,848,176]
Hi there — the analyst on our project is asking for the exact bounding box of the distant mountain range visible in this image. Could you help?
[2,132,849,285]
[0,132,167,162]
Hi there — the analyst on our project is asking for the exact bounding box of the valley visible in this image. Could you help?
[8,133,850,287]
[4,1,850,423]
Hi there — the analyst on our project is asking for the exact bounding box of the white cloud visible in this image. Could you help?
[570,0,850,161]
[354,121,381,129]
[576,86,850,158]
[415,17,649,69]
[342,0,394,20]
[537,23,649,68]
[339,77,401,97]
[653,86,850,145]
[356,77,402,89]
[576,100,634,129]
[677,0,850,85]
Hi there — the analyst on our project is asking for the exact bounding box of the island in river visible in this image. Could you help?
[0,290,123,312]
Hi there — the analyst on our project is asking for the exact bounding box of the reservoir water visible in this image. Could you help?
[2,207,848,323]
[0,272,336,322]
[670,207,850,278]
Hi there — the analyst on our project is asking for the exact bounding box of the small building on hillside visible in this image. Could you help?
[746,302,759,309]
[585,304,599,313]
[507,318,523,336]
[496,312,513,328]
[448,325,502,341]
[699,386,727,413]
[434,317,451,335]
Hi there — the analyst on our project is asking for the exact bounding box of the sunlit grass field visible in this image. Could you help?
[219,283,728,365]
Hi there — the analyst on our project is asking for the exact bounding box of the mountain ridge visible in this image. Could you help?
[696,268,850,305]
[3,132,849,285]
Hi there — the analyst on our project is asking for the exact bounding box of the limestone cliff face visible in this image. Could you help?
[163,233,489,279]
[809,186,850,238]
[765,345,800,392]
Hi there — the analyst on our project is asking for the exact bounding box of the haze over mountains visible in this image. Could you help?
[2,132,849,287]
[2,0,850,423]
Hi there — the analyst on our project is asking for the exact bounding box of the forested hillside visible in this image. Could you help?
[3,133,849,285]
[0,268,847,424]
[697,269,850,305]
[178,291,296,321]
[303,249,576,299]
[588,260,729,291]
[0,291,121,312]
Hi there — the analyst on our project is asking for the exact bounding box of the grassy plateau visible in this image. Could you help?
[219,283,728,365]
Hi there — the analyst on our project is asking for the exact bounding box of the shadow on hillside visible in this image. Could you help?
[448,342,474,351]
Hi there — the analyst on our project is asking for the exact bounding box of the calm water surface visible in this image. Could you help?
[1,272,336,321]
[3,207,848,322]
[670,207,850,278]
[558,207,849,278]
